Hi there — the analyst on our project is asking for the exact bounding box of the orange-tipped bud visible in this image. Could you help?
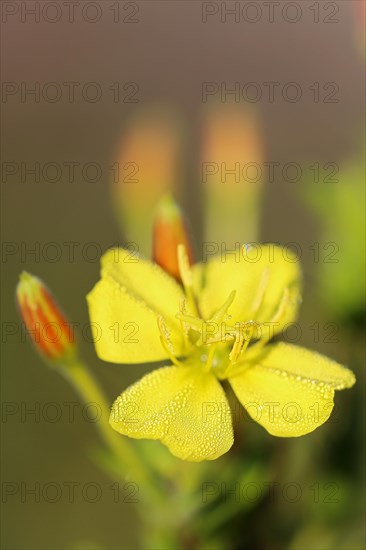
[153,195,194,281]
[16,272,77,364]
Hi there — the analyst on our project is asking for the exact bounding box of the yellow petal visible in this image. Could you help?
[87,248,185,363]
[101,248,185,320]
[110,365,234,461]
[229,343,355,437]
[193,245,301,339]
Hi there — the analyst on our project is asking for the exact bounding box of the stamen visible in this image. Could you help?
[175,312,203,331]
[177,244,199,316]
[211,290,236,324]
[204,343,218,373]
[157,315,183,367]
[249,287,291,354]
[229,321,255,364]
[204,332,234,345]
[177,300,199,351]
[251,266,270,313]
[270,287,290,324]
[219,321,256,378]
[229,332,244,363]
[238,321,255,355]
[196,290,237,347]
[178,244,192,288]
[178,299,190,337]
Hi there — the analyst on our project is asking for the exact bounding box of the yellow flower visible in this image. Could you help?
[87,245,355,462]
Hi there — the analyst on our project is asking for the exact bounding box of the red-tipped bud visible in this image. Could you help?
[16,272,77,364]
[153,195,194,281]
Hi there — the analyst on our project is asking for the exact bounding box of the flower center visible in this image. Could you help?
[175,291,256,376]
[155,245,252,376]
[157,244,292,378]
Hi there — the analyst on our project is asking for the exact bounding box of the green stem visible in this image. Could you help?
[60,360,158,495]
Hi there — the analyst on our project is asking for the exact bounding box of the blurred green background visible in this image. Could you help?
[1,1,365,549]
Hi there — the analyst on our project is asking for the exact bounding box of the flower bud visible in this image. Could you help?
[153,194,194,281]
[16,272,77,364]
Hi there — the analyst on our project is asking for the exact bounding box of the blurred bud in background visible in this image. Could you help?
[153,194,194,280]
[16,272,77,365]
[200,104,264,248]
[112,106,186,255]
